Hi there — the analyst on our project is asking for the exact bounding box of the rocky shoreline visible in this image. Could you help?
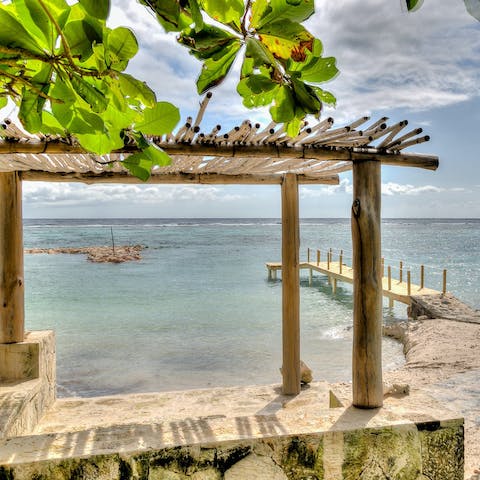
[382,295,480,479]
[25,245,143,263]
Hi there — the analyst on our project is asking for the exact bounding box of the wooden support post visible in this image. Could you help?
[268,267,272,281]
[407,270,411,296]
[273,269,277,280]
[420,265,425,290]
[309,268,313,286]
[389,297,394,308]
[443,269,447,294]
[339,251,343,274]
[327,251,330,270]
[381,257,385,277]
[281,173,300,395]
[332,278,337,294]
[307,248,310,263]
[351,158,383,409]
[388,266,392,290]
[399,261,403,283]
[0,172,25,343]
[316,250,320,266]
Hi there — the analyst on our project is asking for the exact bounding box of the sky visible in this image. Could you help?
[7,0,480,218]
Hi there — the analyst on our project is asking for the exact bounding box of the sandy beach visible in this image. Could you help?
[383,316,480,478]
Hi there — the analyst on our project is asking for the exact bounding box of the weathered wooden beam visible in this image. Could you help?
[281,173,301,395]
[0,172,24,343]
[0,141,439,170]
[351,158,383,408]
[19,171,339,185]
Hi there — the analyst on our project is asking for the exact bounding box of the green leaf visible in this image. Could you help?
[63,19,103,60]
[189,0,205,31]
[196,41,242,94]
[291,78,320,114]
[106,27,138,66]
[76,129,123,155]
[286,115,302,137]
[179,25,238,60]
[293,56,338,83]
[405,0,424,11]
[135,102,180,135]
[258,20,314,61]
[199,0,244,28]
[237,76,279,108]
[270,85,295,123]
[40,111,65,135]
[13,0,55,50]
[119,73,156,107]
[244,37,275,69]
[78,0,110,20]
[0,97,7,110]
[70,73,109,113]
[18,64,53,132]
[251,0,315,30]
[123,145,171,181]
[69,108,105,134]
[464,0,480,20]
[312,87,336,106]
[0,7,46,54]
[138,0,191,32]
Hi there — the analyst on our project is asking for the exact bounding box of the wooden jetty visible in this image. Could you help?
[267,248,445,306]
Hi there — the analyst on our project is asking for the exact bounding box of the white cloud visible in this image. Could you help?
[23,182,245,208]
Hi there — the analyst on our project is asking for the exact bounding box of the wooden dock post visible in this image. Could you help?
[443,269,447,294]
[0,172,25,344]
[307,248,310,263]
[399,261,403,283]
[316,250,320,266]
[420,265,425,290]
[339,250,343,274]
[388,266,392,290]
[381,257,385,277]
[351,158,383,409]
[281,173,300,395]
[407,270,411,296]
[327,251,330,270]
[332,278,337,294]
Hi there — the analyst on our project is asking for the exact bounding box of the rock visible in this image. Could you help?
[224,454,287,480]
[279,360,313,384]
[300,361,313,384]
[383,382,410,396]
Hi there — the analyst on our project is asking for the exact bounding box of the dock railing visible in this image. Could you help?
[268,248,448,305]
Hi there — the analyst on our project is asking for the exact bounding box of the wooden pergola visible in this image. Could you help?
[0,101,439,408]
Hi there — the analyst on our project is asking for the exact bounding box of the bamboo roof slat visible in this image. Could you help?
[0,96,439,184]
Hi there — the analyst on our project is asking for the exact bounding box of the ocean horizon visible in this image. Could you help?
[23,217,480,397]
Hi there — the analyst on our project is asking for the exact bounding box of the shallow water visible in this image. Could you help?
[23,218,479,397]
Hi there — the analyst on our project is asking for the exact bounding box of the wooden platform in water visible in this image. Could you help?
[266,260,441,305]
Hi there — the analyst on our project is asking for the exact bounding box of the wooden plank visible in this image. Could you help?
[281,173,301,395]
[0,172,24,343]
[351,159,383,408]
[0,141,439,171]
[265,261,440,304]
[20,171,340,185]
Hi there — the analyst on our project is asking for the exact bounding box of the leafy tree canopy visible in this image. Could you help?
[0,0,338,180]
[141,0,338,136]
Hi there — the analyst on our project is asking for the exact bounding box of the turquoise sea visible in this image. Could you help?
[23,218,480,397]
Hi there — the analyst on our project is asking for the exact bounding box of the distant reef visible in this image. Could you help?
[25,245,143,263]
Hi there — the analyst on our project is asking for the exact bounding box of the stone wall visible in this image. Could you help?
[0,418,463,479]
[0,331,56,439]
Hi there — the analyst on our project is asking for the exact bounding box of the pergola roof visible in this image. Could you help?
[0,98,439,185]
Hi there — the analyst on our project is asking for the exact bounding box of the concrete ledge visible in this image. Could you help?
[0,331,55,439]
[0,383,464,479]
